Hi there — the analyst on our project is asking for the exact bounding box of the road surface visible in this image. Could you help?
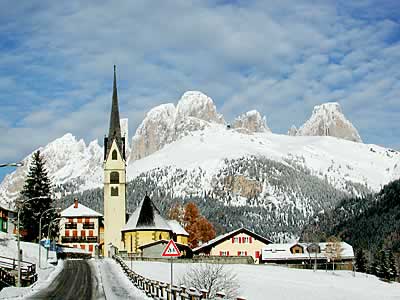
[27,259,104,300]
[26,259,149,300]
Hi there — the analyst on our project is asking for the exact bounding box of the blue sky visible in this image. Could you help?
[0,0,400,182]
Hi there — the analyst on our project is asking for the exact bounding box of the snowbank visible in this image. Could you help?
[124,260,400,300]
[0,232,63,299]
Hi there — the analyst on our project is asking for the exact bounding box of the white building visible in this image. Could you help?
[59,198,102,256]
[261,242,354,269]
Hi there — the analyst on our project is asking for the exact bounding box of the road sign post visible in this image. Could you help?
[162,240,181,290]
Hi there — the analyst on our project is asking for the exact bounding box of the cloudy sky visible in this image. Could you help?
[0,0,399,181]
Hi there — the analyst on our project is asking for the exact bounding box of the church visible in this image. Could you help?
[102,66,188,257]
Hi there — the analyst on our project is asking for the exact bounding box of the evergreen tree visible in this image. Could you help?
[387,251,398,281]
[355,249,367,273]
[19,151,58,242]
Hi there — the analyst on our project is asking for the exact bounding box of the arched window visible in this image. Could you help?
[111,187,119,196]
[112,150,117,160]
[110,172,119,184]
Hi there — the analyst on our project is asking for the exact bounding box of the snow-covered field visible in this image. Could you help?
[124,260,400,300]
[0,232,62,299]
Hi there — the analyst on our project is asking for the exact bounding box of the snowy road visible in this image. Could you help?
[26,260,98,300]
[25,259,149,300]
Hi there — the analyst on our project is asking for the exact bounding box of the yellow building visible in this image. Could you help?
[192,227,272,264]
[121,194,189,254]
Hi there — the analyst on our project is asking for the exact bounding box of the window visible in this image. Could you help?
[237,251,247,256]
[219,251,230,256]
[243,236,250,243]
[111,187,119,196]
[112,150,117,160]
[110,172,119,184]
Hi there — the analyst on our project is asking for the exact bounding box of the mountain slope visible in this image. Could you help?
[301,178,400,252]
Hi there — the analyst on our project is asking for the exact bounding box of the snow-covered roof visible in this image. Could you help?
[122,195,171,232]
[193,227,272,253]
[262,242,354,260]
[138,239,189,250]
[167,220,189,236]
[61,201,102,217]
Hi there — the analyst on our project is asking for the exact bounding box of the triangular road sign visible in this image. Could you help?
[162,239,181,257]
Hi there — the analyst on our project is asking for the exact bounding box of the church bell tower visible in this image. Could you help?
[103,65,126,255]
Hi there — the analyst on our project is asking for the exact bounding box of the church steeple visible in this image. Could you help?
[105,65,125,160]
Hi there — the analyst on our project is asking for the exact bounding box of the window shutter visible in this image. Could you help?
[219,251,222,256]
[245,251,247,256]
[65,230,69,237]
[237,251,240,256]
[250,237,253,243]
[227,251,230,256]
[239,237,241,244]
[232,237,234,243]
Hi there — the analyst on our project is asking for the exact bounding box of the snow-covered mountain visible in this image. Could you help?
[1,91,399,223]
[129,91,224,161]
[232,110,271,133]
[293,102,363,142]
[0,134,103,210]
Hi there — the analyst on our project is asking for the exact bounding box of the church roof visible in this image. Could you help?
[61,201,102,218]
[167,220,189,236]
[105,65,124,160]
[122,195,172,232]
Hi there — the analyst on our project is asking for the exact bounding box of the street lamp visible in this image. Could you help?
[16,196,47,287]
[38,207,60,269]
[45,217,62,261]
[0,162,24,168]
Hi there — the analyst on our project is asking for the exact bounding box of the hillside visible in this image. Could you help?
[301,178,400,253]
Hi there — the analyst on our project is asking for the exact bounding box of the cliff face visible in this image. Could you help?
[232,110,271,133]
[129,91,224,162]
[295,102,362,142]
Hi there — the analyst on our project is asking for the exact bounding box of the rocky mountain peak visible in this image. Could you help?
[130,91,225,162]
[175,91,224,124]
[295,102,362,143]
[233,110,271,133]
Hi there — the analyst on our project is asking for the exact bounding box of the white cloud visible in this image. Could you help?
[0,0,399,167]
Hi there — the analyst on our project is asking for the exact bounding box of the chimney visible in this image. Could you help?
[74,198,78,208]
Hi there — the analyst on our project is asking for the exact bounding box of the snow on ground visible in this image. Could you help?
[124,260,400,300]
[96,258,150,300]
[0,232,63,299]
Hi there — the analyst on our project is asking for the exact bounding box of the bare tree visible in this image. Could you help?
[325,236,343,272]
[179,263,240,299]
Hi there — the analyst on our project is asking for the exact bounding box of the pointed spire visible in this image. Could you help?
[105,65,124,160]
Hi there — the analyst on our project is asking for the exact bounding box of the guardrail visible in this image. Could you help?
[0,255,38,287]
[113,255,246,300]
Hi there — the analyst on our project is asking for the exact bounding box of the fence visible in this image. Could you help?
[0,255,38,287]
[119,252,253,265]
[113,255,247,300]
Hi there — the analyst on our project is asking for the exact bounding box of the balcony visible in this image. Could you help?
[82,223,95,229]
[61,236,98,243]
[65,223,77,229]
